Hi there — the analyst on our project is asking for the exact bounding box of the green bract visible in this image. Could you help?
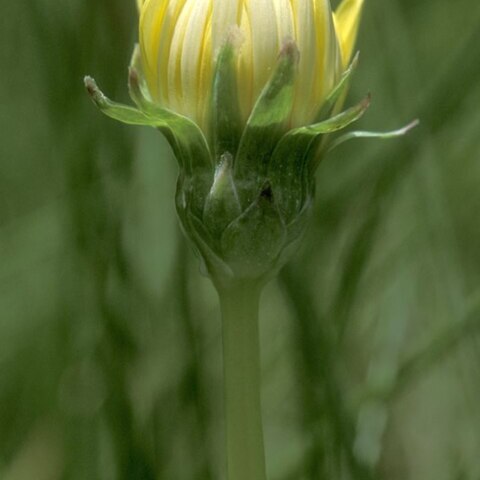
[85,41,416,289]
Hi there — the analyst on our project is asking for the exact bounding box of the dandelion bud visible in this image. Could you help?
[86,0,416,285]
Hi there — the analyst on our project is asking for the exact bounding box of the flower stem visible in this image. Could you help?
[219,282,267,480]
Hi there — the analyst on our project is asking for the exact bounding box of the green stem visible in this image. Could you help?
[218,282,267,480]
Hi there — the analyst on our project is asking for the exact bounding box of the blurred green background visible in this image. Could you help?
[1,1,480,479]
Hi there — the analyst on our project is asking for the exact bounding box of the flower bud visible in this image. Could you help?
[87,0,418,287]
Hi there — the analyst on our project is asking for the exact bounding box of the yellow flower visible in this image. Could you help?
[139,0,364,132]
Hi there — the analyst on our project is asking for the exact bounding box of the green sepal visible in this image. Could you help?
[315,51,360,122]
[221,183,287,279]
[327,119,420,152]
[276,201,313,271]
[284,201,314,245]
[268,135,315,225]
[85,76,164,126]
[127,67,211,171]
[293,94,370,138]
[303,53,360,170]
[234,41,300,207]
[210,36,244,162]
[203,153,242,240]
[183,210,235,285]
[269,95,370,222]
[129,68,214,216]
[85,74,214,218]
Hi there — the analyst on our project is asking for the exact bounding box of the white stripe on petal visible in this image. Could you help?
[181,0,212,120]
[245,0,279,99]
[212,0,242,56]
[168,0,194,111]
[313,0,341,105]
[140,0,169,101]
[291,0,317,125]
[273,0,295,45]
[236,3,254,122]
[154,0,188,106]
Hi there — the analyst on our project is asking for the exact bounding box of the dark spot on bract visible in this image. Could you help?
[260,183,273,202]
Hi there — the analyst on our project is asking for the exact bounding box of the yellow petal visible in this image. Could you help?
[290,0,317,125]
[289,0,341,125]
[139,0,170,100]
[155,0,189,105]
[196,11,213,129]
[180,0,212,120]
[272,0,295,45]
[212,0,242,54]
[236,3,254,122]
[245,0,280,97]
[333,0,365,67]
[311,0,341,120]
[168,0,195,112]
[139,0,350,129]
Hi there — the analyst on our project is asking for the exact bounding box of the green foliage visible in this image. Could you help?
[1,1,480,480]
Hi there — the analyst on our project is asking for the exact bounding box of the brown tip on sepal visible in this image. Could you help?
[362,93,372,109]
[84,76,105,105]
[128,67,142,96]
[128,66,152,110]
[280,38,300,65]
[128,67,139,85]
[84,76,96,96]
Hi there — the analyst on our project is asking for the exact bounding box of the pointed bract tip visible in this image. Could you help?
[280,38,300,65]
[219,151,234,166]
[84,76,97,95]
[84,76,105,105]
[405,119,420,132]
[225,25,245,50]
[128,67,145,107]
[215,26,245,63]
[386,119,420,138]
[350,51,360,69]
[131,43,142,63]
[362,93,372,109]
[128,67,140,87]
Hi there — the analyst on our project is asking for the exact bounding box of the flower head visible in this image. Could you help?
[86,0,418,286]
[139,0,364,132]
